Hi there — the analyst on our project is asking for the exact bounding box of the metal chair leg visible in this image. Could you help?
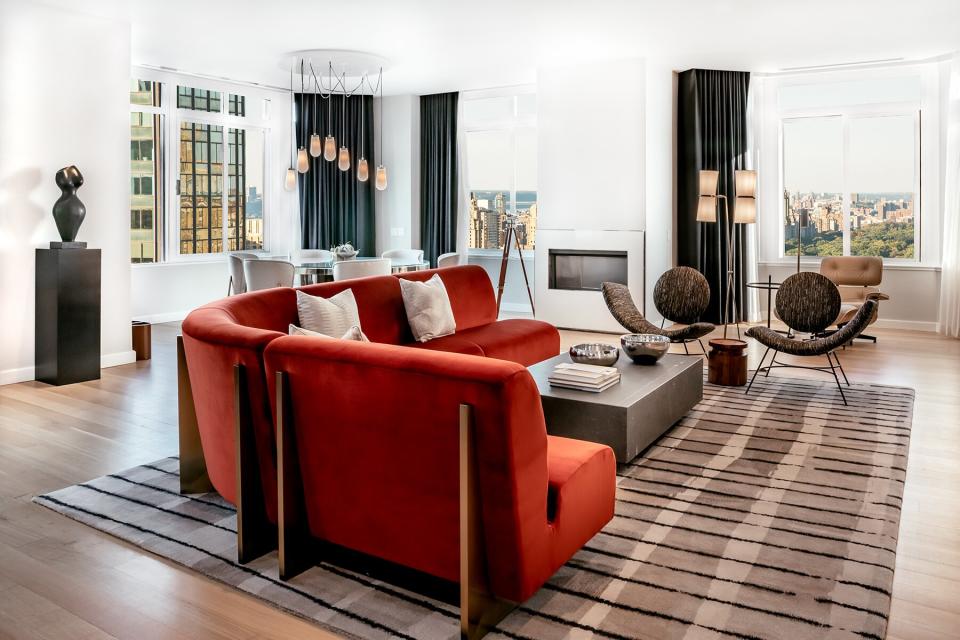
[746,347,770,395]
[698,339,708,356]
[830,351,850,386]
[682,341,689,355]
[826,353,848,406]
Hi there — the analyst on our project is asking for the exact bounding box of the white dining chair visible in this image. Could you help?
[243,259,295,291]
[228,252,259,295]
[333,258,392,281]
[436,252,462,269]
[381,248,424,264]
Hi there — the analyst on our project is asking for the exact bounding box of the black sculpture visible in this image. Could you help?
[52,165,86,246]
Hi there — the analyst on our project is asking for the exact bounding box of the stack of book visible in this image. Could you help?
[548,362,621,393]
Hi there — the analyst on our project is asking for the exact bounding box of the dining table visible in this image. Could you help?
[294,257,430,284]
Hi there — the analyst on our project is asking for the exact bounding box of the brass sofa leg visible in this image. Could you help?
[178,335,212,494]
[276,370,313,580]
[459,404,517,639]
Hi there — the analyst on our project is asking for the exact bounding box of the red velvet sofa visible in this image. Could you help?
[180,266,560,524]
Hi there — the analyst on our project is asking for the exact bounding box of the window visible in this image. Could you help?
[130,81,163,263]
[778,75,921,261]
[130,72,268,263]
[462,89,537,251]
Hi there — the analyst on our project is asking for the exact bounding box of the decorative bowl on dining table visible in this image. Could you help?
[620,333,670,365]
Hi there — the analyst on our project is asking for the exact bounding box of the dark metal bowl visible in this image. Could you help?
[568,343,619,367]
[621,333,670,365]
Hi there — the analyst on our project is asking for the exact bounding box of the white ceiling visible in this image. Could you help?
[60,0,960,94]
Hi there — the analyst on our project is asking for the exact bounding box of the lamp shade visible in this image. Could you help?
[375,164,388,191]
[309,134,322,157]
[696,196,717,222]
[698,170,719,197]
[357,157,369,182]
[338,146,351,171]
[734,197,756,224]
[284,167,297,191]
[735,169,757,198]
[323,135,337,161]
[297,147,309,173]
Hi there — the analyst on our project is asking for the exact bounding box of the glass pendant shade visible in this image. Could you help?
[284,167,297,191]
[323,135,337,161]
[357,157,369,182]
[375,164,387,191]
[338,146,350,171]
[696,195,717,222]
[698,169,719,197]
[734,197,757,224]
[297,147,309,173]
[309,134,322,157]
[734,169,757,198]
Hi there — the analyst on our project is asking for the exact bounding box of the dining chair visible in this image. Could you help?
[436,252,461,268]
[243,259,295,291]
[381,248,424,264]
[227,252,259,295]
[333,258,391,281]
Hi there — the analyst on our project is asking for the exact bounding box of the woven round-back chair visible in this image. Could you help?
[653,266,711,325]
[775,272,841,335]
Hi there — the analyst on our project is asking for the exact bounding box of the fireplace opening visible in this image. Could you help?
[548,249,628,291]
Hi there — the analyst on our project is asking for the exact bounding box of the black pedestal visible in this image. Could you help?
[35,248,101,385]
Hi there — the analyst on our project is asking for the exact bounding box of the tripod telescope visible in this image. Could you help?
[492,212,535,316]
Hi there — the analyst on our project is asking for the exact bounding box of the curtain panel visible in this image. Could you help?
[419,92,459,267]
[295,93,376,255]
[677,69,751,324]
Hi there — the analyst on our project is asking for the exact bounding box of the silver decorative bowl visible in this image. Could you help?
[621,333,670,365]
[334,250,358,261]
[569,343,619,367]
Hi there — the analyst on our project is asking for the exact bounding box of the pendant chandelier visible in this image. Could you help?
[284,52,387,192]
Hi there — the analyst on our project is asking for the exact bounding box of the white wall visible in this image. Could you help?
[129,67,297,323]
[535,57,648,331]
[374,95,420,255]
[0,1,134,384]
[644,61,677,324]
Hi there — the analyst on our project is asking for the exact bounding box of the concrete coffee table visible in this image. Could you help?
[528,352,703,462]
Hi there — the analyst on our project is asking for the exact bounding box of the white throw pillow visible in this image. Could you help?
[398,274,456,342]
[296,289,361,338]
[288,323,369,342]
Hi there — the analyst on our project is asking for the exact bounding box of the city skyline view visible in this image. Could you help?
[784,190,915,258]
[468,189,537,251]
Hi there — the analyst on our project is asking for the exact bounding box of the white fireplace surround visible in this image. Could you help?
[535,229,645,332]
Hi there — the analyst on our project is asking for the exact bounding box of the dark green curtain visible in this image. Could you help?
[677,69,751,324]
[419,92,459,267]
[295,92,375,255]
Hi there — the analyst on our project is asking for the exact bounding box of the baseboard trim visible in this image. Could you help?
[133,310,189,324]
[872,318,938,332]
[102,350,137,369]
[1,350,138,386]
[0,366,36,386]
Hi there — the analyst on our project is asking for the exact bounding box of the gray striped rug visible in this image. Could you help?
[34,376,914,640]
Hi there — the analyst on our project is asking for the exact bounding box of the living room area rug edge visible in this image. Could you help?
[34,377,914,640]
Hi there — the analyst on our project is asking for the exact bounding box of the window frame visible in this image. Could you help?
[754,62,943,272]
[777,103,921,262]
[461,85,537,258]
[129,70,274,265]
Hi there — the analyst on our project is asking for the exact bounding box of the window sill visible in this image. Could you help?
[467,248,535,260]
[758,259,940,272]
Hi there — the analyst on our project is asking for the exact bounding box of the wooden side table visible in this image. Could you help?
[707,339,748,386]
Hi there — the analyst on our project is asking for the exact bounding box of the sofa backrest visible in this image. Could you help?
[263,336,552,602]
[179,265,499,514]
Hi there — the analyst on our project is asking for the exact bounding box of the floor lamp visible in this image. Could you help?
[697,169,757,339]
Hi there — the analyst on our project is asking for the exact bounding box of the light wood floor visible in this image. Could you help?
[0,323,957,639]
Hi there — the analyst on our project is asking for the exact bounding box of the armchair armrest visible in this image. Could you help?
[865,291,890,302]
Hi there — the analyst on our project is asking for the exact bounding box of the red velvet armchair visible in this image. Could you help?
[263,336,616,637]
